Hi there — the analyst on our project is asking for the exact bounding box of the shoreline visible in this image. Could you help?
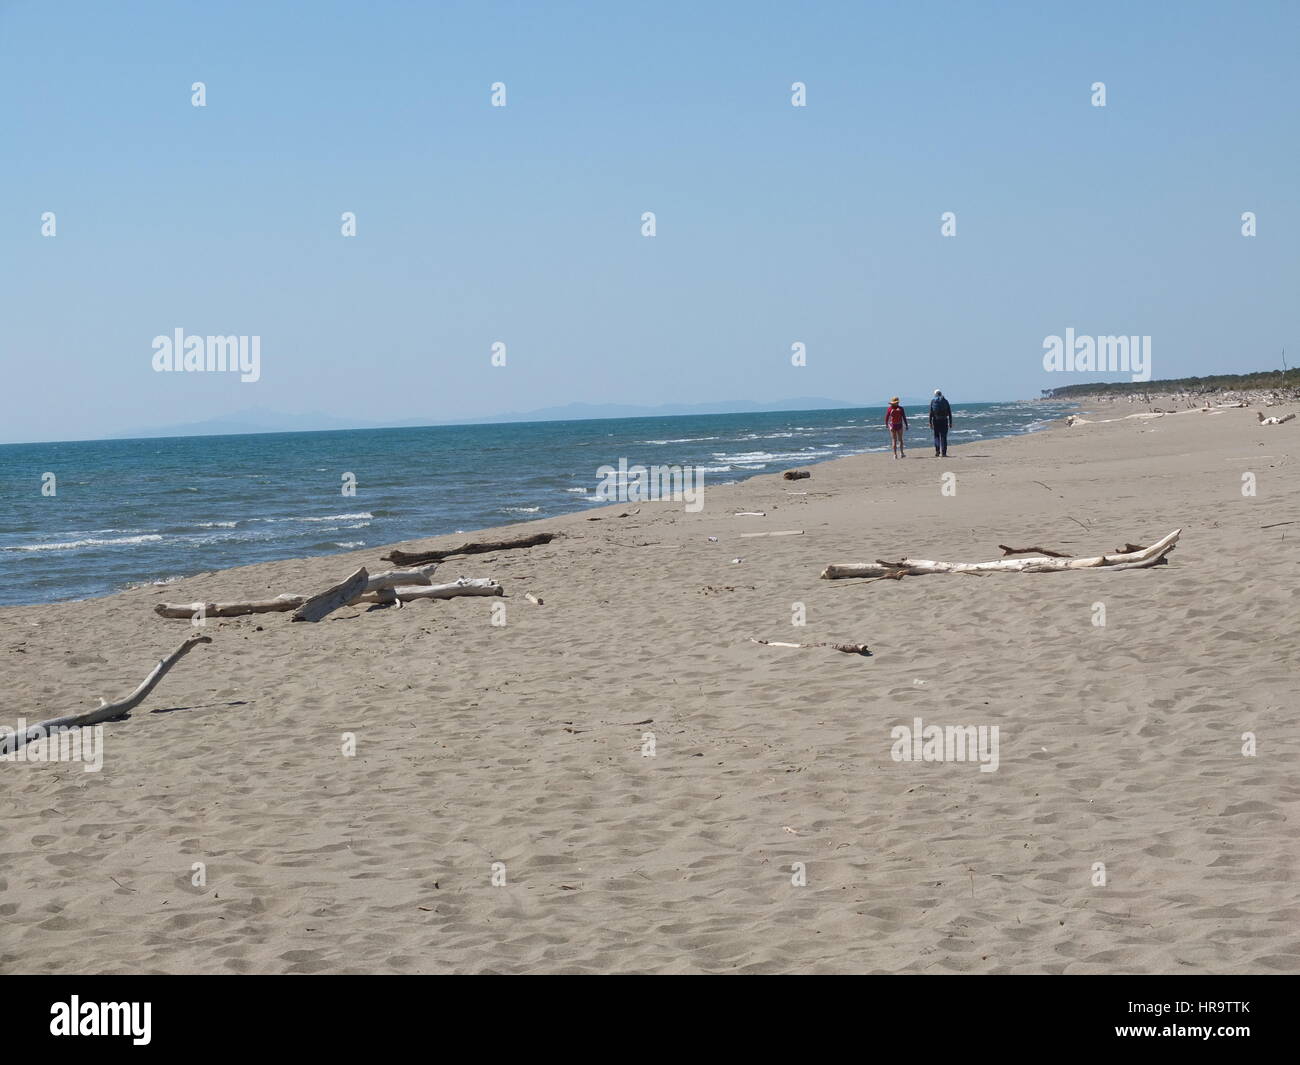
[5,404,1074,611]
[4,404,1297,974]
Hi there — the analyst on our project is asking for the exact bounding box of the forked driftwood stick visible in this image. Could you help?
[998,544,1071,558]
[821,529,1181,579]
[1,634,212,756]
[749,638,871,656]
[382,532,558,566]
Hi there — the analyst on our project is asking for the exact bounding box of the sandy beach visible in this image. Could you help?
[2,406,1297,975]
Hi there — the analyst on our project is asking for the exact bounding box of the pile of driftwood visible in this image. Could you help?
[153,530,558,623]
[821,529,1181,580]
[154,564,502,622]
[5,534,560,761]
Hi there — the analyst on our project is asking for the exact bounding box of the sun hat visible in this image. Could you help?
[890,396,899,403]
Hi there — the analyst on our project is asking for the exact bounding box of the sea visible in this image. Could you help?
[0,401,1075,606]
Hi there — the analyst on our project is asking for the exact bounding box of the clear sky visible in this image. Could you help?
[2,0,1296,443]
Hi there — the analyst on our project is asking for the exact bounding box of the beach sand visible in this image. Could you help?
[2,406,1297,974]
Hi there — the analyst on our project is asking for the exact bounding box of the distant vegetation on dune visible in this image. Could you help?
[1042,369,1299,398]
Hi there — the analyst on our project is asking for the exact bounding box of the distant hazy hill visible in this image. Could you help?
[1042,369,1298,399]
[112,397,868,439]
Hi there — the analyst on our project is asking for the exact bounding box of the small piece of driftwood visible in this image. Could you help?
[524,592,544,606]
[382,532,558,566]
[749,638,871,656]
[998,544,1071,558]
[1,635,212,757]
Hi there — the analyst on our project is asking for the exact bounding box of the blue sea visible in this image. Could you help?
[0,402,1074,606]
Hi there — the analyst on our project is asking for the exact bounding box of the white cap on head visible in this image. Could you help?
[934,389,942,395]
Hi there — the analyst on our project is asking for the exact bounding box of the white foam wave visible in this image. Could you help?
[7,534,165,553]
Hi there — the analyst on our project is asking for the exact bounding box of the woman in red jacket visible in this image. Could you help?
[885,397,909,458]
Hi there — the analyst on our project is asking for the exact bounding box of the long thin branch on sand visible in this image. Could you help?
[821,529,1181,579]
[382,532,558,567]
[1,635,212,756]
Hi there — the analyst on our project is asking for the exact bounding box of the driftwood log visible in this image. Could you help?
[821,530,1181,579]
[783,470,811,480]
[1,634,212,757]
[749,638,871,656]
[154,594,304,619]
[363,578,503,604]
[382,531,557,566]
[292,567,370,622]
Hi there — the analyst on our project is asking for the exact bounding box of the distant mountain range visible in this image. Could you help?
[110,397,909,439]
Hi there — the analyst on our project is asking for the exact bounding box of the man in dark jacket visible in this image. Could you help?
[929,389,953,457]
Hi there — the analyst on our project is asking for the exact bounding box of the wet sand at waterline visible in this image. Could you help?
[2,406,1297,974]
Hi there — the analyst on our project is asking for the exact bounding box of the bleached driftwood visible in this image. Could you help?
[362,577,502,604]
[524,592,544,606]
[1,634,212,757]
[361,564,440,592]
[155,594,303,619]
[740,530,804,538]
[749,638,871,656]
[382,532,557,566]
[154,564,444,620]
[821,529,1181,579]
[1258,412,1296,425]
[292,567,369,622]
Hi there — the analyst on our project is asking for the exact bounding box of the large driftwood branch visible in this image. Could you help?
[154,595,303,619]
[1,635,212,756]
[382,532,558,566]
[821,529,1181,579]
[292,567,370,622]
[361,578,503,604]
[362,563,440,590]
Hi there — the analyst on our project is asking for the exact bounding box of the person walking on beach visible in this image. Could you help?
[929,389,953,457]
[885,397,909,458]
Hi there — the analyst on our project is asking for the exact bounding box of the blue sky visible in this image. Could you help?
[2,0,1296,443]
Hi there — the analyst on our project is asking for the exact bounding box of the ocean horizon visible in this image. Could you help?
[1,400,1075,606]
